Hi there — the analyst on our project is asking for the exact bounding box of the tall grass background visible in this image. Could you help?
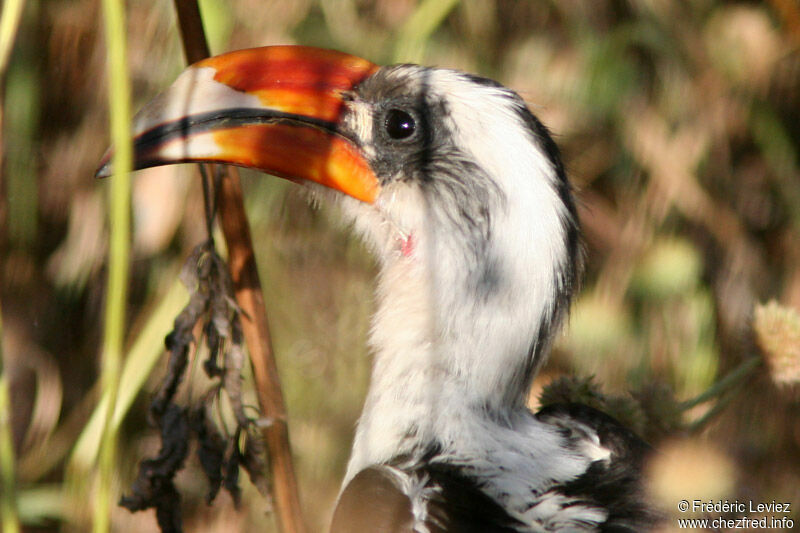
[1,0,799,531]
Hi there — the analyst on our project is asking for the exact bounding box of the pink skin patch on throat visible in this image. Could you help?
[400,233,415,258]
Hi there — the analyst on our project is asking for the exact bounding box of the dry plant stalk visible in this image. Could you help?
[170,0,307,532]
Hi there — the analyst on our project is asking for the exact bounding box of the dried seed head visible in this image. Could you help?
[754,301,800,386]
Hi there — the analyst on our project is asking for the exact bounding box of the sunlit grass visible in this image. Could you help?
[392,0,461,63]
[0,306,20,533]
[0,0,28,529]
[95,0,133,526]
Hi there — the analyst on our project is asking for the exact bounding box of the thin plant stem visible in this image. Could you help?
[679,356,761,411]
[0,0,27,530]
[0,0,25,74]
[96,0,133,527]
[69,280,189,471]
[0,303,20,533]
[688,387,738,434]
[169,1,307,531]
[392,0,461,63]
[0,0,27,207]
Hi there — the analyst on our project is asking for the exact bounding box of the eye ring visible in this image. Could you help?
[384,109,416,140]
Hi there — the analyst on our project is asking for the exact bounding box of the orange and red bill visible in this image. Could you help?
[96,46,381,203]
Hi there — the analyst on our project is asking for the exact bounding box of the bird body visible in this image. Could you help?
[332,403,653,532]
[105,46,657,532]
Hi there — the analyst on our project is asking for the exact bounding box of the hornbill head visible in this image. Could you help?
[100,44,585,506]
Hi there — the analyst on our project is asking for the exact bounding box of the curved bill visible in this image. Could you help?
[96,46,380,203]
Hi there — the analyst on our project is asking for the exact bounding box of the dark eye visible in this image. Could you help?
[384,109,416,140]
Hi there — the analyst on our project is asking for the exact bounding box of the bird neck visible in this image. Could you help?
[344,228,558,483]
[334,146,579,485]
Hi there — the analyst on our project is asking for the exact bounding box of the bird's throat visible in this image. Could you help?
[399,232,415,258]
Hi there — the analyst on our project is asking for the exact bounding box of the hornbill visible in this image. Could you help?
[99,46,657,532]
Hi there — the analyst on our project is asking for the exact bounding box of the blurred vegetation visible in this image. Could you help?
[1,0,799,531]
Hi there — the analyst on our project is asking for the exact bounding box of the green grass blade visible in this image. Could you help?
[0,307,20,533]
[0,0,25,71]
[69,279,188,471]
[96,0,133,526]
[0,0,28,529]
[392,0,461,63]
